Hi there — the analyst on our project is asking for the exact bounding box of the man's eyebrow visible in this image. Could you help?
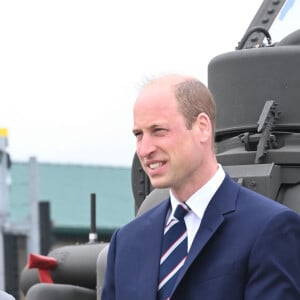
[132,123,165,133]
[132,126,146,136]
[149,123,165,129]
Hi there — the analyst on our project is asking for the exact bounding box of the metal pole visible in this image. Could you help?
[0,233,4,290]
[89,193,98,243]
[26,156,41,254]
[0,129,9,290]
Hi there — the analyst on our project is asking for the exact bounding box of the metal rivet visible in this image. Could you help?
[262,18,269,24]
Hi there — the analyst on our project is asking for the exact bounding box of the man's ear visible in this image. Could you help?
[196,112,212,143]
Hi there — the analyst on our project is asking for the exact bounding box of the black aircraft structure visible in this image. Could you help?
[20,0,300,299]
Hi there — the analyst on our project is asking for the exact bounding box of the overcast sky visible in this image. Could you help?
[0,0,268,166]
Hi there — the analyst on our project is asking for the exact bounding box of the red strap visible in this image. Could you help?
[28,253,58,283]
[37,269,54,283]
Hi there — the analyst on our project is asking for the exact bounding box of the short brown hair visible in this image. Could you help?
[174,79,216,135]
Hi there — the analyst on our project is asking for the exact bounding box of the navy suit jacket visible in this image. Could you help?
[102,175,300,299]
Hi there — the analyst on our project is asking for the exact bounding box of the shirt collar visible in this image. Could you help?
[169,164,225,219]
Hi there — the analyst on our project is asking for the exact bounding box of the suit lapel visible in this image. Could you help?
[173,175,239,292]
[135,199,170,300]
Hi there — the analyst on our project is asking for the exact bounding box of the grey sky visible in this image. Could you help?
[1,0,263,166]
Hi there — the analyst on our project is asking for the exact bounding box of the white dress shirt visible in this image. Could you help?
[168,164,225,251]
[0,291,15,300]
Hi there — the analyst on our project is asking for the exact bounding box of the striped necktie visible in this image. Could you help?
[158,203,190,300]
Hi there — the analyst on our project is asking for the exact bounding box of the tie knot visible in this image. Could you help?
[174,203,189,221]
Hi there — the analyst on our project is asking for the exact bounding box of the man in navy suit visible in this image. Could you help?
[102,74,300,299]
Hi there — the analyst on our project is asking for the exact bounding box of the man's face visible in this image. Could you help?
[133,83,204,195]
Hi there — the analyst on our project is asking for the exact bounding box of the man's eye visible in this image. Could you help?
[134,131,142,139]
[154,128,166,134]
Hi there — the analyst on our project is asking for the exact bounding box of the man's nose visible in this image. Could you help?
[137,136,156,158]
